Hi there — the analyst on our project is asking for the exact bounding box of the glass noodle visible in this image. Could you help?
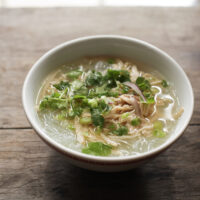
[37,57,184,157]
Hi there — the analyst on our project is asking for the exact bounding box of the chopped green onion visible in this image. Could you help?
[71,80,83,90]
[53,81,70,91]
[88,99,98,108]
[66,70,82,79]
[80,117,92,125]
[153,120,166,138]
[153,129,166,137]
[121,112,130,119]
[153,121,163,130]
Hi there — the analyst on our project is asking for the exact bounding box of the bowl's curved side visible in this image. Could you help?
[22,35,194,171]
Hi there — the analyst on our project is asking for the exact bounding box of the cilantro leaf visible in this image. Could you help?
[135,77,156,104]
[141,97,155,104]
[117,70,131,82]
[121,84,130,94]
[131,117,141,126]
[136,77,151,91]
[104,69,130,87]
[113,125,128,136]
[91,111,104,128]
[53,81,70,91]
[74,85,88,96]
[88,99,109,127]
[86,71,103,87]
[82,142,112,156]
[98,99,110,113]
[161,80,168,88]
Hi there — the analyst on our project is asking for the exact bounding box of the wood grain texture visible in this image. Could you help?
[0,126,199,200]
[0,7,200,200]
[0,7,200,128]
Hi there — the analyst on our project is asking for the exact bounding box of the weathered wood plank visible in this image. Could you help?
[0,7,200,128]
[0,7,200,200]
[0,126,199,200]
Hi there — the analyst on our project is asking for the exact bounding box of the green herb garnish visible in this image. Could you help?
[39,96,67,110]
[98,99,110,113]
[91,112,104,128]
[82,142,112,156]
[113,125,128,136]
[153,121,166,138]
[53,81,70,91]
[105,69,130,84]
[153,129,166,137]
[86,71,103,87]
[161,80,168,88]
[67,107,83,118]
[68,124,75,131]
[71,80,83,90]
[80,117,92,125]
[136,76,151,91]
[135,76,156,104]
[121,84,130,94]
[131,117,141,126]
[107,123,117,131]
[88,99,98,108]
[121,112,130,119]
[74,85,88,96]
[66,70,82,79]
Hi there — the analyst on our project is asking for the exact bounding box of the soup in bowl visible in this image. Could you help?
[22,36,194,172]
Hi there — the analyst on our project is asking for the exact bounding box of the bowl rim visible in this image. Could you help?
[22,35,194,164]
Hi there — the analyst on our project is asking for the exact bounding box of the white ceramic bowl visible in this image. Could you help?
[22,35,194,172]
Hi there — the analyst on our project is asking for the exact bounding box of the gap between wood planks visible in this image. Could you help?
[0,123,200,130]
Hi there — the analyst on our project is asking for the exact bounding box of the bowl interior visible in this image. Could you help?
[23,36,193,161]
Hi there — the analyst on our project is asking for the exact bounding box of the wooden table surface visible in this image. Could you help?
[0,7,200,200]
